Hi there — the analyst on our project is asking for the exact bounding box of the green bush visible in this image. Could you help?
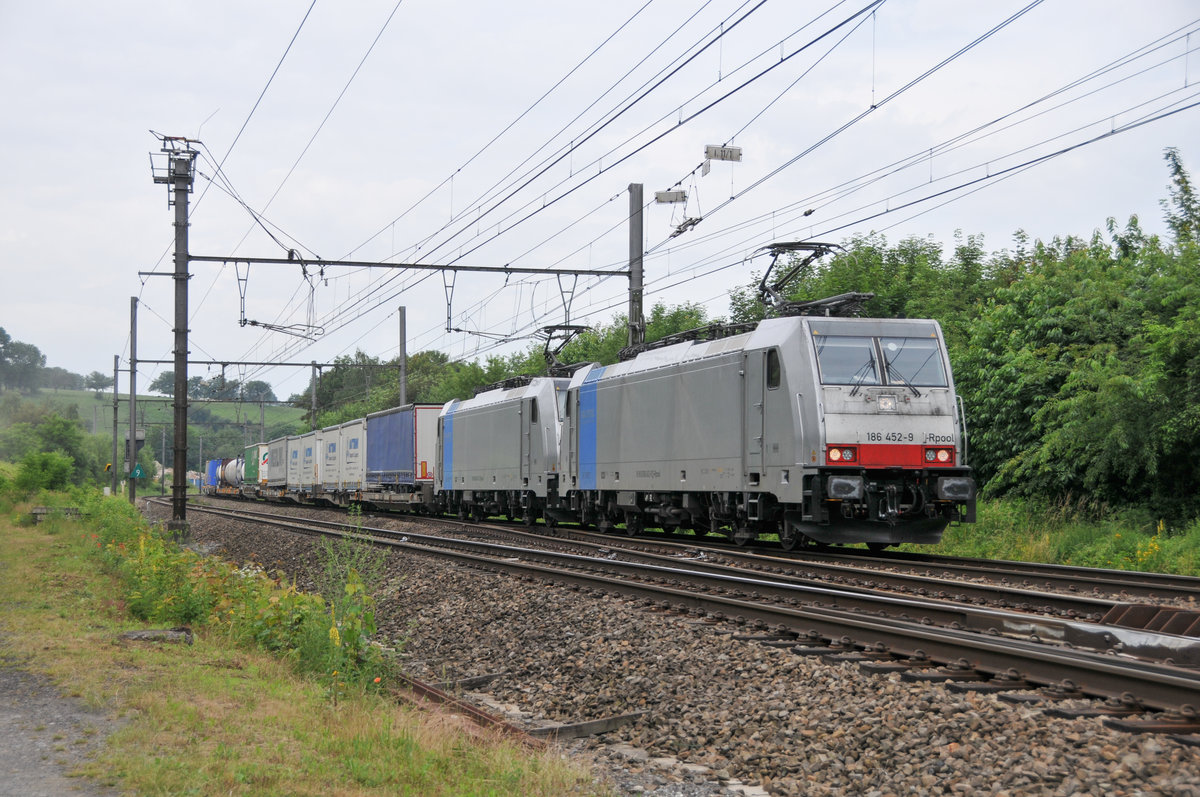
[15,450,74,492]
[70,488,386,689]
[912,498,1200,576]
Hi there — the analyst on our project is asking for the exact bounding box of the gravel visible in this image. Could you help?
[152,503,1200,796]
[0,643,121,797]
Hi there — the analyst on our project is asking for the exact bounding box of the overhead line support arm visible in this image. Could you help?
[176,256,629,279]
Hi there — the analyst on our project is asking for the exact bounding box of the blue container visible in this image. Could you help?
[366,406,415,486]
[205,459,221,488]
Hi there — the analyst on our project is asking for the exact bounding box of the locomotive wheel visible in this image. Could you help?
[623,511,643,536]
[733,526,755,547]
[778,527,800,551]
[866,542,891,553]
[522,507,538,527]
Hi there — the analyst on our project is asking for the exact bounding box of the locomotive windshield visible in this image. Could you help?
[814,334,947,388]
[880,337,947,387]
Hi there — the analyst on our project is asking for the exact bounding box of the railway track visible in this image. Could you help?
[173,499,1200,718]
[545,522,1200,604]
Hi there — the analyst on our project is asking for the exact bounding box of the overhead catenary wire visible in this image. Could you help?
[237,1,870,369]
[219,3,1194,391]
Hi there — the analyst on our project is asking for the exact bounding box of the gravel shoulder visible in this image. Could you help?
[0,643,120,797]
[159,503,1200,796]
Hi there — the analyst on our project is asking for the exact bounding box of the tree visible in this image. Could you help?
[35,412,93,484]
[149,370,175,395]
[241,380,277,402]
[1162,147,1200,246]
[1,340,45,392]
[558,302,712,367]
[84,370,114,397]
[43,367,85,392]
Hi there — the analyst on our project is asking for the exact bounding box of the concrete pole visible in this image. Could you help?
[310,362,318,431]
[128,297,137,505]
[398,306,408,406]
[628,183,645,348]
[161,426,167,496]
[110,355,119,497]
[168,150,195,535]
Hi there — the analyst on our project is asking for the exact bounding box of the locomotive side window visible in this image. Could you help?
[880,337,947,387]
[813,335,880,386]
[766,349,781,389]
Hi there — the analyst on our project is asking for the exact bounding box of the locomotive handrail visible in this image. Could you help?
[957,393,970,466]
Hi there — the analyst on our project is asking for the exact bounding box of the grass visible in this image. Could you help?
[899,498,1200,576]
[0,498,596,796]
[28,388,306,430]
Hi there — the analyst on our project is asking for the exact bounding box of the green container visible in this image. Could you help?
[243,443,263,485]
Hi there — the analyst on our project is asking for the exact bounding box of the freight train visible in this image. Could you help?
[204,314,976,549]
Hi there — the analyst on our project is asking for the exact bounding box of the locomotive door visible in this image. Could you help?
[743,350,765,481]
[520,398,532,481]
[566,390,578,483]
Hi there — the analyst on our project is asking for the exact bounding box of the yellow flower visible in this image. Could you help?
[329,607,341,647]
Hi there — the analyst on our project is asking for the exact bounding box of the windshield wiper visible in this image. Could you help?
[848,358,877,397]
[885,361,921,398]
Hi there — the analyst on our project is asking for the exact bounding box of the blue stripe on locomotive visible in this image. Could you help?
[578,366,606,490]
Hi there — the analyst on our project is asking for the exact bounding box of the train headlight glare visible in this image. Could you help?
[878,395,897,412]
[937,449,951,462]
[828,448,842,462]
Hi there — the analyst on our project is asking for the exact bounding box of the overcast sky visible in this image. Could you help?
[2,0,1197,398]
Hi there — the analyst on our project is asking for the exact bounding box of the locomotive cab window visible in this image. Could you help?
[766,349,781,389]
[880,337,947,387]
[813,332,948,388]
[813,335,880,386]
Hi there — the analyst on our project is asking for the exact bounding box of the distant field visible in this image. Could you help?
[17,389,306,433]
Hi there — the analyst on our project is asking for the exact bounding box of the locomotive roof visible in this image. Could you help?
[569,315,945,385]
[807,316,942,338]
[441,375,568,416]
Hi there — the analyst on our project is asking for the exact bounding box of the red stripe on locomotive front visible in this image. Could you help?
[827,444,956,468]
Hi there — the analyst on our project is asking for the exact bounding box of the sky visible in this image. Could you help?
[1,0,1197,400]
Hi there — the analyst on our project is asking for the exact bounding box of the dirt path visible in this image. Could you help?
[0,646,120,797]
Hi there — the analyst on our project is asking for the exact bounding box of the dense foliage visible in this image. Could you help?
[299,301,713,428]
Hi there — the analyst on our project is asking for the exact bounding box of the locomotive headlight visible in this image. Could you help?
[924,447,954,464]
[878,395,897,412]
[828,447,856,463]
